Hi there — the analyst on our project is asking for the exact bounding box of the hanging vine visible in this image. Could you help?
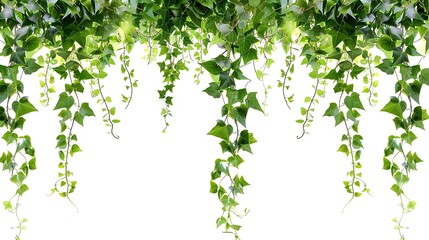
[1,1,429,240]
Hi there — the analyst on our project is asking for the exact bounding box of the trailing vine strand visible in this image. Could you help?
[1,1,429,239]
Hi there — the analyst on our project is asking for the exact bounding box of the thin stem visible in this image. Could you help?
[297,78,319,139]
[97,79,119,139]
[282,43,294,110]
[121,42,134,109]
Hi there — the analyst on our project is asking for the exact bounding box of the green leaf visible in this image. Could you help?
[246,92,263,112]
[200,60,222,75]
[249,0,260,7]
[12,97,38,118]
[70,144,82,156]
[54,92,75,110]
[79,102,95,117]
[3,200,12,211]
[17,184,29,196]
[203,82,221,98]
[382,157,391,170]
[207,121,233,141]
[230,105,248,127]
[24,58,43,74]
[334,112,345,126]
[28,158,37,170]
[391,184,403,196]
[344,92,365,110]
[419,68,429,85]
[338,61,353,70]
[381,97,406,118]
[2,131,18,144]
[23,36,41,51]
[209,181,218,193]
[337,144,350,156]
[228,155,244,168]
[216,216,227,228]
[378,36,395,51]
[407,200,416,210]
[324,103,339,116]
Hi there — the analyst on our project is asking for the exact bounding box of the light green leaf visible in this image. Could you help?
[249,0,260,7]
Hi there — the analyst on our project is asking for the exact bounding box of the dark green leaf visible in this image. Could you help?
[23,36,41,51]
[200,60,222,75]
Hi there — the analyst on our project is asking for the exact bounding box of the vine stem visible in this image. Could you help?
[43,55,51,106]
[97,79,119,139]
[341,117,356,213]
[366,56,375,106]
[297,78,319,139]
[121,41,134,110]
[64,117,79,212]
[282,43,294,110]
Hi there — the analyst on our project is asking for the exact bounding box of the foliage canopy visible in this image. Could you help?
[0,0,429,239]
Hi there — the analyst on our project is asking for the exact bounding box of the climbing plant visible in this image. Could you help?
[0,0,429,239]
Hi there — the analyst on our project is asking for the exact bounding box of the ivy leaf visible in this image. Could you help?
[383,157,391,170]
[24,58,43,74]
[208,121,233,141]
[70,144,82,156]
[200,60,222,75]
[54,92,75,110]
[209,181,218,193]
[237,33,259,64]
[216,216,227,228]
[419,68,429,85]
[381,97,406,118]
[12,97,38,118]
[338,61,353,70]
[324,103,339,117]
[378,36,395,51]
[249,0,260,7]
[390,184,403,196]
[334,112,345,126]
[23,36,41,51]
[203,82,221,98]
[230,105,248,127]
[344,92,365,110]
[338,144,350,156]
[246,92,263,113]
[79,102,95,117]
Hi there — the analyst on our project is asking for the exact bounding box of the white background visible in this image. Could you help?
[1,44,429,240]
